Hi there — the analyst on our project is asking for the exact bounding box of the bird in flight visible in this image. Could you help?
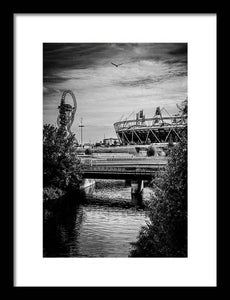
[111,62,123,67]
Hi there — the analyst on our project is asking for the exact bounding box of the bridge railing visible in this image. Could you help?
[82,165,166,175]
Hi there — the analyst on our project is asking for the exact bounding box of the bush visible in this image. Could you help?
[43,186,66,201]
[43,124,82,193]
[130,129,187,257]
[85,148,93,155]
[147,146,155,157]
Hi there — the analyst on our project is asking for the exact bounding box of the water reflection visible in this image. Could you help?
[43,195,84,257]
[77,205,148,257]
[43,180,151,257]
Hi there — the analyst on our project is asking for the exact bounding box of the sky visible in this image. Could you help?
[43,43,187,143]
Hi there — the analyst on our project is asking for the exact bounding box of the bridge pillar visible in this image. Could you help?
[131,180,144,206]
[125,179,131,187]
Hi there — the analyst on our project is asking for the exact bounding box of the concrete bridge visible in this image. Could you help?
[82,164,166,180]
[81,157,167,204]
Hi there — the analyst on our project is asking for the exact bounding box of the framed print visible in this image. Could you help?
[14,13,217,287]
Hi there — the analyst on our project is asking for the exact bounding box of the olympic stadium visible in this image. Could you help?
[114,105,187,146]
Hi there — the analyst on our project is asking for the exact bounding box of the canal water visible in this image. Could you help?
[43,180,153,257]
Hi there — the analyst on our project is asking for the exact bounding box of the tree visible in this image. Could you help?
[43,124,82,191]
[130,129,187,257]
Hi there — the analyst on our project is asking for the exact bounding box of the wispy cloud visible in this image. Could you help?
[43,43,187,143]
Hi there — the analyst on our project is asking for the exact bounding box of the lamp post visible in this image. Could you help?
[79,118,85,146]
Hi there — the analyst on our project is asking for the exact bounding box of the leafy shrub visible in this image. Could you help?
[43,186,66,201]
[85,148,93,155]
[130,129,187,257]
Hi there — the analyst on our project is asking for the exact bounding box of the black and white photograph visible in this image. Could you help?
[43,43,187,258]
[14,14,216,286]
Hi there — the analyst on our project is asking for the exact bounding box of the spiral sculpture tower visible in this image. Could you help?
[57,90,77,136]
